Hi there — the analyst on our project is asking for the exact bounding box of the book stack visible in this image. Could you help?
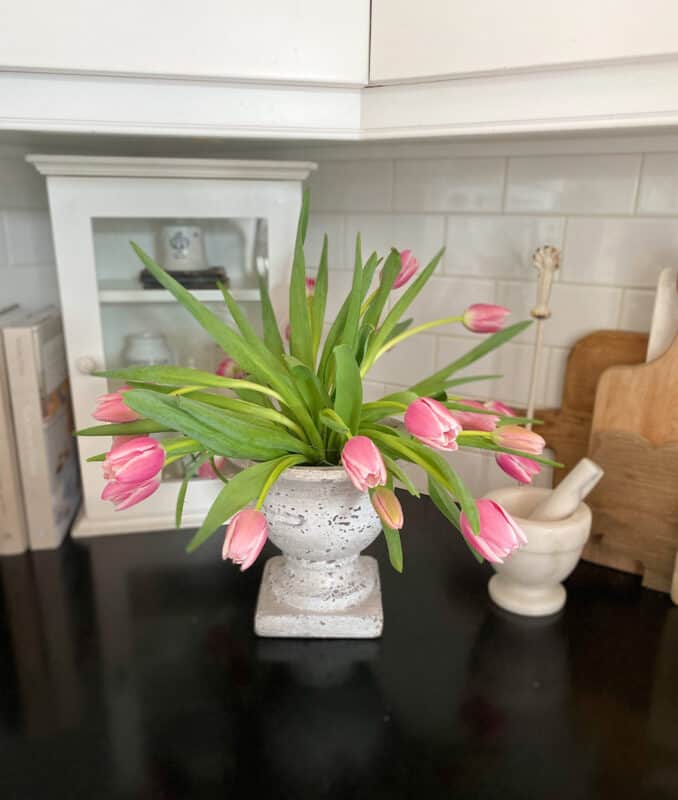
[0,306,81,553]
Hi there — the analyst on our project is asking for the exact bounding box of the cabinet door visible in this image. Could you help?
[0,0,369,85]
[45,174,302,531]
[370,0,678,83]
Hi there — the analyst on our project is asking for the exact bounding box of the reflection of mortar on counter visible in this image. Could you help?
[485,459,603,617]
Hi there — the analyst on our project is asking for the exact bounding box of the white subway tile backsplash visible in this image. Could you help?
[496,281,622,348]
[0,266,59,311]
[619,289,655,332]
[492,341,543,408]
[404,276,495,331]
[435,336,499,399]
[307,160,393,211]
[344,213,445,268]
[305,213,345,268]
[563,218,678,288]
[324,270,355,319]
[5,209,54,266]
[637,154,678,214]
[0,213,8,268]
[506,155,641,214]
[0,157,48,210]
[362,381,386,403]
[544,347,569,408]
[445,215,565,278]
[394,158,504,212]
[368,332,436,385]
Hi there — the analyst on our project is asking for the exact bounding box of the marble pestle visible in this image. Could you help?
[529,458,604,522]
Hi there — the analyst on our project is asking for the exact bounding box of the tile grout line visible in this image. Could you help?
[500,157,510,212]
[631,153,645,215]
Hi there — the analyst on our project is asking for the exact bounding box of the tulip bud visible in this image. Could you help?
[103,436,165,484]
[216,356,246,379]
[382,249,419,290]
[198,456,226,480]
[492,425,545,455]
[371,486,404,530]
[463,304,510,333]
[222,508,269,571]
[404,397,462,451]
[341,436,387,492]
[450,399,498,432]
[101,476,160,511]
[495,453,541,484]
[484,399,516,417]
[460,499,527,563]
[305,277,316,298]
[92,386,140,423]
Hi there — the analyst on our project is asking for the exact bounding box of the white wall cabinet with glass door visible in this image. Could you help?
[28,156,316,537]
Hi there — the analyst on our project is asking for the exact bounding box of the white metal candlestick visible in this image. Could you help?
[525,246,560,429]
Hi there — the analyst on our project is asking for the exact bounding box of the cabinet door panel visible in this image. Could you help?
[371,0,678,82]
[0,0,369,85]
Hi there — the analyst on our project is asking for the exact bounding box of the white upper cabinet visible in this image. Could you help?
[370,0,678,83]
[0,0,369,85]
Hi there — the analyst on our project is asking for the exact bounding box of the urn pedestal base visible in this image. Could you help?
[254,555,383,639]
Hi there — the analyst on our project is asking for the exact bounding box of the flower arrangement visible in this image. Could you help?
[78,193,556,572]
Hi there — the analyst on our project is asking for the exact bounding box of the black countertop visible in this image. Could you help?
[1,494,677,800]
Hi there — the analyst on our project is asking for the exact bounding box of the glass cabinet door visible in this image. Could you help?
[40,166,310,534]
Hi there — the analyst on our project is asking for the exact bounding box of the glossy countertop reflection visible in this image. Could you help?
[0,495,676,799]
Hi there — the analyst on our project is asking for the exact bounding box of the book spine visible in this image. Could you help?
[0,341,28,555]
[3,327,60,550]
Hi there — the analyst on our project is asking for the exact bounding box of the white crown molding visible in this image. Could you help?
[362,57,678,139]
[3,56,678,142]
[26,154,317,180]
[0,71,363,140]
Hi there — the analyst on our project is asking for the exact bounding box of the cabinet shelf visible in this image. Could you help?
[98,285,260,304]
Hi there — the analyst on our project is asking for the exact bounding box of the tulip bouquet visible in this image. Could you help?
[78,192,556,572]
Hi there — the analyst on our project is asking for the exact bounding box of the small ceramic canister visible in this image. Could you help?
[159,224,208,272]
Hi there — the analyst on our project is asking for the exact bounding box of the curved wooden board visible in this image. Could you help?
[590,333,678,447]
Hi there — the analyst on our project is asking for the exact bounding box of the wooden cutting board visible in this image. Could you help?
[536,330,648,485]
[584,334,678,596]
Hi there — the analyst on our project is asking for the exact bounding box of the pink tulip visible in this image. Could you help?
[493,425,545,455]
[198,457,226,480]
[341,436,387,492]
[382,249,419,290]
[306,277,316,298]
[222,508,268,571]
[404,397,462,451]
[216,356,246,379]
[450,399,499,432]
[371,486,404,530]
[101,476,160,511]
[460,499,527,563]
[484,400,516,417]
[92,386,139,423]
[495,453,541,484]
[103,436,165,484]
[463,304,510,333]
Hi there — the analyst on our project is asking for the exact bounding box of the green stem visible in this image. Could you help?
[359,289,378,316]
[367,315,463,371]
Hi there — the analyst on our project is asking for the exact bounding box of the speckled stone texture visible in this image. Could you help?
[255,466,384,639]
